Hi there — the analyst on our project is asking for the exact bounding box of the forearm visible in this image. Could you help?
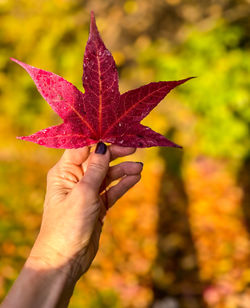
[1,257,76,308]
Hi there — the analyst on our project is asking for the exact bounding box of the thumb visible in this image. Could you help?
[80,142,110,193]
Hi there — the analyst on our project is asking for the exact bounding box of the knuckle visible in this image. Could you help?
[76,181,99,202]
[74,183,92,199]
[116,164,124,175]
[89,161,106,172]
[79,179,93,191]
[79,179,96,195]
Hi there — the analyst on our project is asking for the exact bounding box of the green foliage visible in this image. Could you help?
[138,22,250,161]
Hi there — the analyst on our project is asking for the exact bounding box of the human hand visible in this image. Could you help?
[28,142,143,282]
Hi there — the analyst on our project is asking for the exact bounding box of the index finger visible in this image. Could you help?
[109,145,136,161]
[81,144,136,174]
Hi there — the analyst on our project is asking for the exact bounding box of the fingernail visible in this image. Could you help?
[136,162,144,167]
[95,141,107,154]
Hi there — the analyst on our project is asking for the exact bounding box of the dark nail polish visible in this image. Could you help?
[95,141,107,154]
[136,162,144,167]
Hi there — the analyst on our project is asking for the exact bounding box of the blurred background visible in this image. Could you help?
[0,0,250,307]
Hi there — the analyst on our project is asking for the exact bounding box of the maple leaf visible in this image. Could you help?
[11,12,192,149]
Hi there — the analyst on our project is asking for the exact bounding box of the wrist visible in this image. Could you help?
[25,256,76,308]
[26,255,75,283]
[28,238,82,283]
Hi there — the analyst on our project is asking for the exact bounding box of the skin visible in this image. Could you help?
[1,144,142,308]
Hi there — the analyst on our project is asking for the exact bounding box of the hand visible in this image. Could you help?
[28,142,143,282]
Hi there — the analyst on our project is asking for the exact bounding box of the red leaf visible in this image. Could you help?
[12,11,193,149]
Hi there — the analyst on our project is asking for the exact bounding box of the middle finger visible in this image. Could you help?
[100,161,143,192]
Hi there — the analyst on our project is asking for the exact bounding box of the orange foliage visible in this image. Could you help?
[185,157,250,307]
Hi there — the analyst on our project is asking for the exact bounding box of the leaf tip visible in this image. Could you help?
[10,58,28,71]
[180,76,196,83]
[175,144,183,149]
[90,10,95,20]
[10,57,21,65]
[90,11,98,37]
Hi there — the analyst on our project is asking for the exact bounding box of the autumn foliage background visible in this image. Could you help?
[0,0,250,307]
